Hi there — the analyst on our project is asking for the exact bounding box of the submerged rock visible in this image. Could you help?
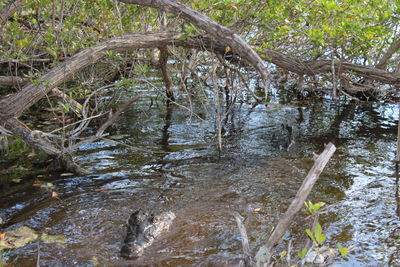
[120,209,176,259]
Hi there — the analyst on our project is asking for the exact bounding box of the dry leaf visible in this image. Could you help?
[0,226,38,249]
[51,192,59,198]
[0,233,6,240]
[60,173,74,177]
[11,178,22,183]
[254,208,261,212]
[40,233,66,246]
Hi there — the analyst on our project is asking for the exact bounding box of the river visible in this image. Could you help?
[0,90,399,266]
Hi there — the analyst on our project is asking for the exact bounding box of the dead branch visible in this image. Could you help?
[118,0,270,88]
[3,117,86,174]
[158,46,175,102]
[233,212,254,267]
[376,37,400,70]
[255,142,336,266]
[0,32,184,122]
[69,95,140,151]
[0,75,28,88]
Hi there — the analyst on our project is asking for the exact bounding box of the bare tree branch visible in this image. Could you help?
[0,32,183,122]
[118,0,270,88]
[0,0,25,25]
[255,143,336,266]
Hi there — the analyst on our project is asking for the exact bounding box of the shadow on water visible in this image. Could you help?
[0,96,399,266]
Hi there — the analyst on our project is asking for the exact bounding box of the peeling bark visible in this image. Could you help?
[0,0,25,25]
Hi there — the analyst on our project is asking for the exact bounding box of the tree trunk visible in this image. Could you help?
[0,32,183,122]
[118,0,270,87]
[0,0,25,25]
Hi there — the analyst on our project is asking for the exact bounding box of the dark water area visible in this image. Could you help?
[0,93,399,266]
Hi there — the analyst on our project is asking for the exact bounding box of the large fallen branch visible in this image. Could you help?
[0,76,82,114]
[0,0,25,25]
[255,142,336,266]
[178,36,400,87]
[118,0,270,87]
[0,32,183,122]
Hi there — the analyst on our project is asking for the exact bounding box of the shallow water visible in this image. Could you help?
[1,96,399,266]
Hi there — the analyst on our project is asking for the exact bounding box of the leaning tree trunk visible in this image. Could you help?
[0,0,25,25]
[0,32,184,173]
[118,0,271,90]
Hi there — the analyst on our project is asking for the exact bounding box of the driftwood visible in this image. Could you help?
[255,142,336,266]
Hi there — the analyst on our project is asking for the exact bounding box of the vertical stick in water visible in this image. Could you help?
[397,107,400,162]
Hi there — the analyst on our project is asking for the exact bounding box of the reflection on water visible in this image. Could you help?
[0,97,399,266]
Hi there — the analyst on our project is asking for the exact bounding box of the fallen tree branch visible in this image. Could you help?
[0,75,28,88]
[0,0,25,25]
[255,142,336,266]
[0,32,183,122]
[3,117,86,174]
[119,0,270,91]
[69,95,140,151]
[176,36,400,87]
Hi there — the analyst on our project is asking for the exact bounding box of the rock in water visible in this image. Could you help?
[121,209,176,259]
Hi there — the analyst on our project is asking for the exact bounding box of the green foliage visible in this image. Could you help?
[298,247,307,258]
[306,223,326,245]
[279,250,287,259]
[304,201,325,214]
[1,0,398,69]
[337,242,349,258]
[58,102,71,112]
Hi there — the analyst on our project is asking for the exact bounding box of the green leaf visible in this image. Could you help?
[314,223,326,245]
[279,250,287,259]
[316,232,326,245]
[306,228,315,242]
[337,242,349,257]
[298,247,307,258]
[314,223,322,237]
